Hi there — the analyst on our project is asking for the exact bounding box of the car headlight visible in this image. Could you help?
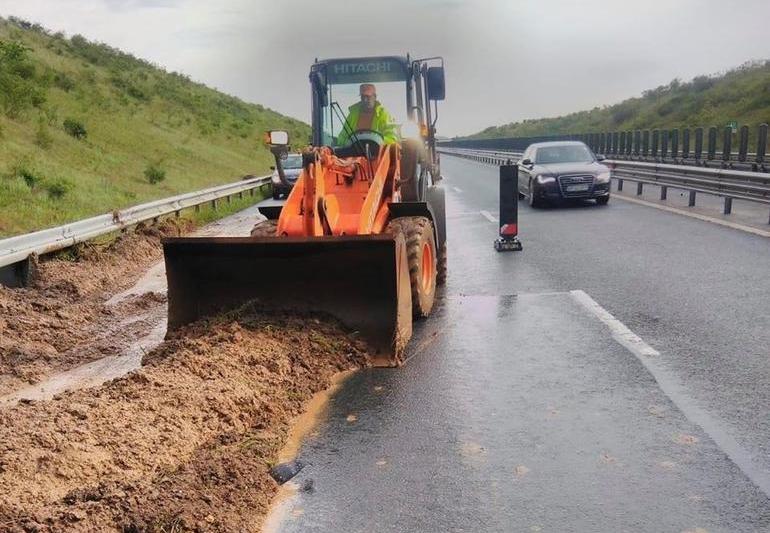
[536,175,555,184]
[596,172,611,183]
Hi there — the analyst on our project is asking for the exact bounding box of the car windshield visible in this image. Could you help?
[535,145,594,164]
[283,155,302,169]
[320,81,407,147]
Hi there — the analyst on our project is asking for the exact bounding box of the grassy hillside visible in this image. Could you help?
[0,17,310,237]
[467,60,770,141]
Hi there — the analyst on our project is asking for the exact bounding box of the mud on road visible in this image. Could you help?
[0,221,191,397]
[0,306,370,532]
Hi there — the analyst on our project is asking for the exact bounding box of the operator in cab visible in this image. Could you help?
[337,83,398,145]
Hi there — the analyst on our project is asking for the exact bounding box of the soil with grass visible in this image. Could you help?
[0,305,370,532]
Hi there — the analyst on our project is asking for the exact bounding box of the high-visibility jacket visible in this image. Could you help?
[337,101,398,146]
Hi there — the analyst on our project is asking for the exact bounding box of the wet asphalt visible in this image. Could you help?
[269,156,770,532]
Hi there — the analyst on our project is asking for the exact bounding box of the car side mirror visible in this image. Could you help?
[596,154,606,161]
[427,66,445,101]
[521,158,533,166]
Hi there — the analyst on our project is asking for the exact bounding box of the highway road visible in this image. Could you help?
[266,155,770,532]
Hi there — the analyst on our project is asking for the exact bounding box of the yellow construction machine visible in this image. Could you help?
[162,56,447,365]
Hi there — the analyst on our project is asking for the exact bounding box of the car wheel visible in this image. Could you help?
[596,195,609,206]
[528,179,542,208]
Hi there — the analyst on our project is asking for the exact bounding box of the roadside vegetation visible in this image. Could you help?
[466,60,770,142]
[0,16,309,237]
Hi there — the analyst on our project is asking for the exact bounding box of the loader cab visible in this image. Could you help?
[310,55,445,171]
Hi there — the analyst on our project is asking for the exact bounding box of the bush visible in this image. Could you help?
[35,119,53,148]
[44,177,73,199]
[53,71,75,91]
[63,118,87,139]
[0,39,47,118]
[144,163,166,184]
[9,161,42,188]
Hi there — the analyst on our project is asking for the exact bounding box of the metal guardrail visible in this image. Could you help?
[0,175,271,285]
[440,123,769,173]
[439,147,770,222]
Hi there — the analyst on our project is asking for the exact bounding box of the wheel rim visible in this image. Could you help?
[420,241,434,293]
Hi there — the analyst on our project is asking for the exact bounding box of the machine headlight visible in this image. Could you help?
[536,175,555,184]
[596,172,611,183]
[400,121,421,139]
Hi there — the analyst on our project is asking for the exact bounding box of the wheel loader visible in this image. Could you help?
[162,55,447,365]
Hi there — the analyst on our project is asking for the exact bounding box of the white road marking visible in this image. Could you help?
[452,186,463,193]
[570,289,770,499]
[570,290,660,358]
[480,210,498,223]
[613,194,770,238]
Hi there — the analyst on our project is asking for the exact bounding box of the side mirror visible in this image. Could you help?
[427,66,445,101]
[596,154,606,161]
[265,130,289,146]
[521,158,533,166]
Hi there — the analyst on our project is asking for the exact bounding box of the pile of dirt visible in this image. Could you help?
[0,219,191,395]
[0,305,370,532]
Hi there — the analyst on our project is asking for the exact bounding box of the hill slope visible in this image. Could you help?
[0,17,310,237]
[467,61,770,140]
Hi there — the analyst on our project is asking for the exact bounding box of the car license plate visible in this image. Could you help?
[566,184,590,192]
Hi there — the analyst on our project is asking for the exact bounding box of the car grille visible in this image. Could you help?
[557,174,594,197]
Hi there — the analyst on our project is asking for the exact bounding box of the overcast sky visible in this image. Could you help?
[2,0,769,136]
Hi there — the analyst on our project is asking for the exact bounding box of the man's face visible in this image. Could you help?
[360,92,376,111]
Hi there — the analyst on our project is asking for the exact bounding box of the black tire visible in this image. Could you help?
[400,139,422,201]
[250,219,278,237]
[436,243,447,286]
[387,217,437,318]
[528,179,542,208]
[272,187,281,200]
[596,195,610,205]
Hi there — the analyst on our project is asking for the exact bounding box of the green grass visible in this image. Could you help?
[0,17,309,237]
[465,60,770,146]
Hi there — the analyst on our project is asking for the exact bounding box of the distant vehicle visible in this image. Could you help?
[518,141,610,207]
[271,153,303,199]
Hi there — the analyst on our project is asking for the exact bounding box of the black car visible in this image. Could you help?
[270,153,303,199]
[518,141,610,207]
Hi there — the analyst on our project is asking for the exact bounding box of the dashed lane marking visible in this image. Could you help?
[570,289,770,499]
[452,186,463,193]
[480,210,497,223]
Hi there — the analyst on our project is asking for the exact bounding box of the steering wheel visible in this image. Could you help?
[344,129,384,156]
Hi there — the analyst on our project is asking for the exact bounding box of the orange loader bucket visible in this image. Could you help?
[162,234,413,366]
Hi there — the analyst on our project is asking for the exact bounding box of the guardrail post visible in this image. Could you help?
[174,210,180,218]
[682,129,690,159]
[238,191,244,200]
[195,205,201,213]
[738,125,749,163]
[723,197,733,215]
[617,178,623,191]
[758,124,768,164]
[660,186,668,200]
[671,129,679,159]
[695,128,703,161]
[633,130,641,156]
[652,130,659,158]
[637,182,643,195]
[689,191,696,207]
[642,130,650,157]
[722,126,733,164]
[619,132,626,157]
[211,199,218,210]
[707,127,717,160]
